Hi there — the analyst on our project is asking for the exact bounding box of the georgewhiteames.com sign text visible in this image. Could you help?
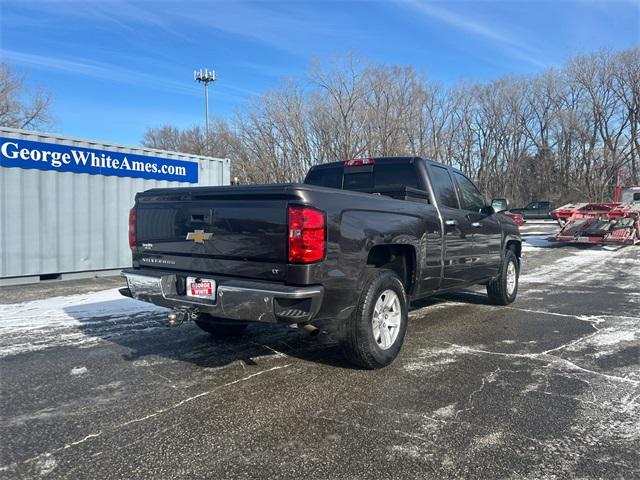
[0,137,199,183]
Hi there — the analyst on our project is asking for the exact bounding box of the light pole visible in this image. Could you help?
[194,68,216,153]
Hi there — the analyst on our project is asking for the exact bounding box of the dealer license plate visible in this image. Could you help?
[186,277,216,301]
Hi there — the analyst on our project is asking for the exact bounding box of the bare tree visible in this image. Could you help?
[143,120,238,157]
[0,63,53,130]
[611,49,640,184]
[142,47,640,203]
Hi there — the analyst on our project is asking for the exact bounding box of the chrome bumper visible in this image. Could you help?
[121,269,324,324]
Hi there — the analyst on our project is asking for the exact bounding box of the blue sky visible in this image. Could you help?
[1,0,638,146]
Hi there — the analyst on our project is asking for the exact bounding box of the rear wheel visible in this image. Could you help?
[486,249,519,305]
[341,269,408,369]
[194,316,248,337]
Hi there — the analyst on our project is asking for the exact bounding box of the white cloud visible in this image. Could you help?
[1,49,197,94]
[398,0,548,68]
[0,49,254,99]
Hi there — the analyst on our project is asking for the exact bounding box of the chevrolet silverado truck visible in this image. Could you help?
[121,157,522,369]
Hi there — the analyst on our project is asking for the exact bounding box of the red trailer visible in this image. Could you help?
[550,186,640,245]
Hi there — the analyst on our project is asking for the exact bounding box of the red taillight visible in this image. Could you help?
[288,206,325,263]
[344,158,375,166]
[128,207,136,251]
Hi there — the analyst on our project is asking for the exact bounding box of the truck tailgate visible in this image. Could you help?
[133,186,300,281]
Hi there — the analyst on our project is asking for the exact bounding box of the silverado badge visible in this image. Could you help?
[186,230,212,244]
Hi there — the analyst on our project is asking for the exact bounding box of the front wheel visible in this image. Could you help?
[486,249,519,305]
[341,269,408,369]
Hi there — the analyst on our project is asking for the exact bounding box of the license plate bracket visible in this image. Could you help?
[186,277,216,301]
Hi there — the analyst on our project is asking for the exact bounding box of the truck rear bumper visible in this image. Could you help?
[120,268,324,324]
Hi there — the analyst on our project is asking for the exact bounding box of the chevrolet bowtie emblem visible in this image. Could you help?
[186,230,212,244]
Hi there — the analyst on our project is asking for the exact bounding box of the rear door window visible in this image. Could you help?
[428,165,459,209]
[453,172,485,213]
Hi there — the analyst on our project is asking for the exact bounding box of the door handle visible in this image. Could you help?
[445,219,458,227]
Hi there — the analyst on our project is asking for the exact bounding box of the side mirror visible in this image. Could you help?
[480,205,495,216]
[491,198,509,212]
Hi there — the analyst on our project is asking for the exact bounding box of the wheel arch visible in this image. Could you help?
[504,236,522,261]
[365,244,417,295]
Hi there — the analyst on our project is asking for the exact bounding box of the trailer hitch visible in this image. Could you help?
[167,309,200,327]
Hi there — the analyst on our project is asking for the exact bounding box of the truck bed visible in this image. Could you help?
[132,183,405,283]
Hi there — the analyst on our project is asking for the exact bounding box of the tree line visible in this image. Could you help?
[3,48,635,206]
[144,48,639,205]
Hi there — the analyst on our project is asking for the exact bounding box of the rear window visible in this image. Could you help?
[304,167,343,189]
[305,163,421,191]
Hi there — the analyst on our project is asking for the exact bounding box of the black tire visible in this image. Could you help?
[341,269,408,369]
[194,316,248,337]
[486,249,519,305]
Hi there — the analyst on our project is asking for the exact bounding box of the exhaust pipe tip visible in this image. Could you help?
[301,323,320,337]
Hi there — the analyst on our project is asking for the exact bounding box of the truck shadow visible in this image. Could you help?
[63,299,352,369]
[63,290,493,370]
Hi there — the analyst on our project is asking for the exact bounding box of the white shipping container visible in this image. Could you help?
[0,127,230,284]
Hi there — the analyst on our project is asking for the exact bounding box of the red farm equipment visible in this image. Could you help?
[550,185,640,246]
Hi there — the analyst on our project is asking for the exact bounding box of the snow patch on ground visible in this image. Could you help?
[591,330,636,347]
[34,454,56,476]
[70,366,88,376]
[0,289,166,358]
[403,346,462,373]
[522,247,640,289]
[404,357,456,372]
[0,288,166,329]
[432,404,457,419]
[474,431,504,448]
[389,444,431,461]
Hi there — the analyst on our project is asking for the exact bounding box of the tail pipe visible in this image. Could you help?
[300,323,319,337]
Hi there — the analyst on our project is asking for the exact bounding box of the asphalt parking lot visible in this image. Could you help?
[1,221,638,479]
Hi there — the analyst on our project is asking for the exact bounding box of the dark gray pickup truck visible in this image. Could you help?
[121,157,521,369]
